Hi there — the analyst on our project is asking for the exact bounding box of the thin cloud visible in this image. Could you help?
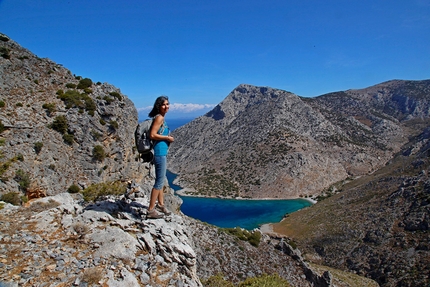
[137,103,216,113]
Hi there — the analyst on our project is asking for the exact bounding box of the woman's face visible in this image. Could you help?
[159,100,170,115]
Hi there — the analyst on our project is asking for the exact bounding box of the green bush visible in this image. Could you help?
[1,192,21,205]
[34,142,43,154]
[238,274,290,286]
[42,103,56,116]
[77,78,92,89]
[83,88,92,94]
[58,90,96,115]
[51,115,68,134]
[14,169,31,191]
[81,181,127,202]
[68,184,80,194]
[201,273,291,287]
[221,227,261,247]
[92,145,106,161]
[16,102,23,107]
[0,100,5,108]
[65,83,76,89]
[21,195,28,204]
[103,96,114,104]
[109,92,122,101]
[63,133,74,145]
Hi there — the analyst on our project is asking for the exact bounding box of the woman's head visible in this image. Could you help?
[148,96,169,117]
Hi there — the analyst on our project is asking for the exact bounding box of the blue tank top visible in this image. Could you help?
[153,120,169,156]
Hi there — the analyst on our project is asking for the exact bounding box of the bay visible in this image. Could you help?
[166,170,312,230]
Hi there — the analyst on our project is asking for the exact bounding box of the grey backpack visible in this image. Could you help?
[134,119,154,162]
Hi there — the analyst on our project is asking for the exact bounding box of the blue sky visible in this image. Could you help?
[1,0,429,119]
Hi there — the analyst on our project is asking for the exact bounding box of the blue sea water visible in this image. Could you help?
[166,171,312,230]
[168,118,195,131]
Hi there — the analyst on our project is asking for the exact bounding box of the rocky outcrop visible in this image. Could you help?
[0,183,201,287]
[0,180,331,287]
[169,81,430,199]
[0,35,143,196]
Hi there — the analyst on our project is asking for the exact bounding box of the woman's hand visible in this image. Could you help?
[167,135,174,143]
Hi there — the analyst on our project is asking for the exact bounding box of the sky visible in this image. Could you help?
[1,0,429,119]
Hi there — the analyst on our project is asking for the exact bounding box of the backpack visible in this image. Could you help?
[134,118,154,162]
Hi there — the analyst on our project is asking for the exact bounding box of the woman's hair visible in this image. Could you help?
[148,96,169,118]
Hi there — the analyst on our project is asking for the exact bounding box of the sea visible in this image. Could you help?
[166,170,312,230]
[165,117,312,230]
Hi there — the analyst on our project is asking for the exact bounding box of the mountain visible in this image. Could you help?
[0,34,144,196]
[169,81,430,199]
[271,125,430,286]
[169,81,430,286]
[1,33,359,287]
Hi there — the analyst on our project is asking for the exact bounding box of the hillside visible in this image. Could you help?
[169,80,430,199]
[272,126,430,286]
[0,33,144,197]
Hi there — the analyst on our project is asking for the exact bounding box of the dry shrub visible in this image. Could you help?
[82,267,103,285]
[26,186,46,200]
[72,222,89,238]
[28,199,60,213]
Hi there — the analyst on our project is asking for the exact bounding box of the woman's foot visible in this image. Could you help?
[146,208,164,219]
[156,204,171,215]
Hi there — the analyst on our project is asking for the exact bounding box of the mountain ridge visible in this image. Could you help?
[169,80,430,199]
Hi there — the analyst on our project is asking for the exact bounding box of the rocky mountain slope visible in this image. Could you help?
[169,80,430,199]
[271,125,430,286]
[0,178,351,287]
[0,34,145,197]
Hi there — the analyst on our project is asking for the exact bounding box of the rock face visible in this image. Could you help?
[0,35,144,196]
[169,81,430,199]
[0,181,329,287]
[0,184,201,286]
[272,126,430,287]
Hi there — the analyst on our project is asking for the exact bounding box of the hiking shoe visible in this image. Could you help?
[146,208,164,219]
[156,204,171,215]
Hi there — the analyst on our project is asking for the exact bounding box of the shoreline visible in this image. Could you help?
[175,188,318,203]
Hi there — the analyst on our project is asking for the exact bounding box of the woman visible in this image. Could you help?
[146,96,174,219]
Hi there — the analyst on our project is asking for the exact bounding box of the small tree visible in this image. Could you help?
[34,142,43,154]
[92,145,106,161]
[77,78,92,89]
[14,169,31,191]
[51,115,68,134]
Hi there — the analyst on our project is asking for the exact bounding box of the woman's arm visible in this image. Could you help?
[149,115,174,142]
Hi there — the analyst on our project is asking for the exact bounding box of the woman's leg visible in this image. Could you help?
[148,188,161,210]
[149,155,166,211]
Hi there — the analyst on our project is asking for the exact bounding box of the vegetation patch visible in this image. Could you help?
[0,192,21,206]
[219,227,261,247]
[92,145,106,161]
[14,169,31,191]
[81,181,127,202]
[42,103,56,116]
[201,273,291,287]
[34,142,43,154]
[67,184,81,194]
[57,89,96,115]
